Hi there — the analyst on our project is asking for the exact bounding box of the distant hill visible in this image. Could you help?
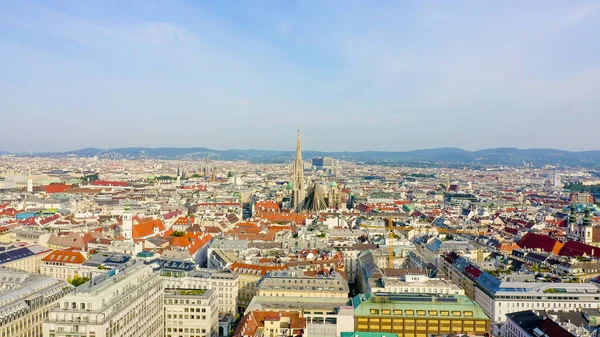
[4,147,600,167]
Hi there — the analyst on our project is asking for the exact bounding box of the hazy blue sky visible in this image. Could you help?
[1,1,599,152]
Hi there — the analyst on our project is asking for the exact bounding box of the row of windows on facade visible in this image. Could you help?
[265,279,341,285]
[368,309,475,317]
[166,314,209,320]
[166,328,208,333]
[498,301,595,308]
[165,299,214,305]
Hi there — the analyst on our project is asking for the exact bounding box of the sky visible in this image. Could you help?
[1,0,599,153]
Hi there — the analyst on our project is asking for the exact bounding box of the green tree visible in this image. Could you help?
[68,275,90,287]
[81,174,99,182]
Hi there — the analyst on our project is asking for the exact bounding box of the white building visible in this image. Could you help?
[162,269,239,315]
[40,250,89,281]
[370,274,465,295]
[43,261,164,337]
[164,289,218,337]
[0,244,52,273]
[475,272,600,336]
[0,268,73,337]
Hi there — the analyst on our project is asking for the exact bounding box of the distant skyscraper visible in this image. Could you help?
[27,168,33,193]
[292,126,306,212]
[553,172,561,187]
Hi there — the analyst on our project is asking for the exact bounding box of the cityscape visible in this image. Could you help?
[2,127,600,337]
[2,1,600,337]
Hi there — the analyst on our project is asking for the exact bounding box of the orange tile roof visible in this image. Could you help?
[255,201,280,211]
[42,250,86,264]
[132,219,165,238]
[254,211,308,224]
[174,216,195,225]
[234,311,305,337]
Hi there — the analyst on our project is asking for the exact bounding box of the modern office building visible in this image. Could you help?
[43,261,164,337]
[352,293,491,336]
[164,289,218,337]
[0,268,73,337]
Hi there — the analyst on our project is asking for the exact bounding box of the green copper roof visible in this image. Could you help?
[352,293,490,320]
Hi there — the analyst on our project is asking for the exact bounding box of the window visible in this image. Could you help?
[393,309,403,315]
[440,311,449,316]
[370,309,380,315]
[405,310,414,315]
[417,310,426,316]
[382,309,391,315]
[464,311,473,317]
[429,310,438,316]
[452,311,461,316]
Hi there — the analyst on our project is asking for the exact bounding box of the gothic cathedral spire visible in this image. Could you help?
[292,126,306,212]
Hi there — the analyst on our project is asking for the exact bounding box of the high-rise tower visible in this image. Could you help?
[292,126,306,212]
[27,168,33,193]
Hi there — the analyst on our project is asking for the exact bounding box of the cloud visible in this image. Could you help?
[132,22,200,46]
[278,19,294,36]
[559,2,600,26]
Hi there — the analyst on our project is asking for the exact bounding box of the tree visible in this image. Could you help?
[68,275,90,287]
[171,231,186,237]
[81,174,99,182]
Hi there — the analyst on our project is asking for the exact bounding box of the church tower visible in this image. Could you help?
[292,126,306,212]
[122,202,133,240]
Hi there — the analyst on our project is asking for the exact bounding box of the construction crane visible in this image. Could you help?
[388,217,394,269]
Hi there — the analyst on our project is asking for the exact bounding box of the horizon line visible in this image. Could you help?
[3,146,600,154]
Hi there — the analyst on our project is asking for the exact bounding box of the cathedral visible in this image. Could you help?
[290,127,342,212]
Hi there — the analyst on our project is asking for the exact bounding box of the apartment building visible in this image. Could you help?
[43,261,164,337]
[441,251,600,336]
[228,263,287,313]
[0,244,52,273]
[256,270,349,299]
[245,295,354,337]
[40,250,88,281]
[0,268,73,337]
[164,289,218,337]
[476,272,600,336]
[233,311,306,337]
[163,269,239,314]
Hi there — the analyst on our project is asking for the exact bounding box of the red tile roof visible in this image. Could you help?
[91,181,129,187]
[559,240,600,259]
[517,232,558,253]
